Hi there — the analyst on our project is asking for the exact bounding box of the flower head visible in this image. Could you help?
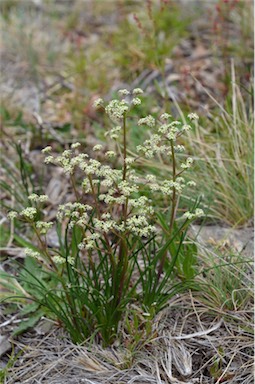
[8,211,18,219]
[105,100,129,122]
[118,89,130,96]
[24,248,41,259]
[132,88,144,95]
[36,221,53,235]
[42,146,52,154]
[93,98,104,108]
[44,156,54,164]
[105,151,116,158]
[20,207,37,220]
[71,142,81,149]
[93,144,103,151]
[28,194,48,203]
[138,115,155,128]
[188,113,199,121]
[132,97,141,105]
[160,113,171,121]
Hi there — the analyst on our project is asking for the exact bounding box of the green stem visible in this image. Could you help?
[88,175,116,273]
[32,224,58,271]
[169,140,177,234]
[115,114,129,308]
[122,113,127,182]
[116,235,128,306]
[70,174,80,200]
[157,139,177,281]
[32,224,79,330]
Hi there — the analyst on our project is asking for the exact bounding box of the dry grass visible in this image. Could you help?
[184,63,254,226]
[3,292,253,384]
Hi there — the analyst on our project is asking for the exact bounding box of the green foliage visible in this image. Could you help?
[3,91,202,346]
[0,346,23,383]
[171,231,198,281]
[112,1,191,79]
[0,0,19,20]
[0,141,43,256]
[194,247,253,312]
[209,346,225,380]
[0,225,10,248]
[211,0,253,63]
[0,255,55,336]
[186,72,254,226]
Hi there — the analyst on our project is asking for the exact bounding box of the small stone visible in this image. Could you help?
[34,319,54,335]
[0,335,12,357]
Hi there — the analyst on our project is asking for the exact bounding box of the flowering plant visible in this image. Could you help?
[8,89,202,345]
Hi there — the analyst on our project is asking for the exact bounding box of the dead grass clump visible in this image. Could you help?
[4,293,253,384]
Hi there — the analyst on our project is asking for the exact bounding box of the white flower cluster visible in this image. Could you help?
[134,108,200,166]
[138,115,155,128]
[181,157,193,169]
[106,151,115,158]
[93,144,103,151]
[98,176,139,204]
[8,199,50,234]
[8,211,18,219]
[20,207,37,220]
[93,98,104,108]
[24,248,41,259]
[174,145,185,152]
[30,89,201,260]
[147,177,186,196]
[187,113,199,121]
[132,88,143,95]
[187,180,196,187]
[125,215,156,237]
[105,125,122,140]
[36,221,53,235]
[183,208,204,220]
[137,134,168,158]
[105,99,129,123]
[44,149,89,174]
[71,142,81,149]
[94,217,117,233]
[28,194,48,203]
[44,155,54,164]
[118,89,130,96]
[136,118,194,159]
[93,88,143,119]
[145,174,156,183]
[52,255,75,265]
[78,233,100,251]
[40,138,157,242]
[57,203,93,228]
[41,146,52,154]
[132,97,141,105]
[160,113,171,121]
